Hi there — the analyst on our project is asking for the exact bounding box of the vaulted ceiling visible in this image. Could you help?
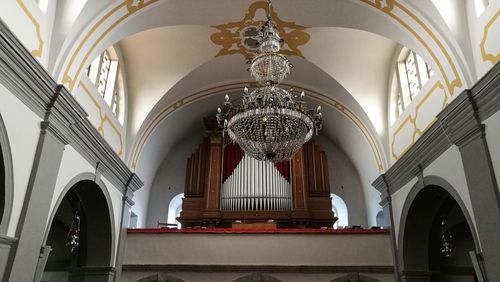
[48,0,474,225]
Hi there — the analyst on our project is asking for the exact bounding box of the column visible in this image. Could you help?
[439,92,500,282]
[6,121,66,282]
[113,187,135,282]
[372,175,400,282]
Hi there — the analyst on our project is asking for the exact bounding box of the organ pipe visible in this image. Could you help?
[221,153,291,211]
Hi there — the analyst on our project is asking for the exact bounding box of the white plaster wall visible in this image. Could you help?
[0,84,42,237]
[315,135,368,227]
[423,146,477,234]
[430,0,476,79]
[390,177,418,246]
[146,132,206,227]
[124,233,393,266]
[485,110,500,196]
[466,0,500,79]
[0,0,56,68]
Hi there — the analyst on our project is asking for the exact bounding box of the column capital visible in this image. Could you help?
[372,174,391,208]
[438,90,484,148]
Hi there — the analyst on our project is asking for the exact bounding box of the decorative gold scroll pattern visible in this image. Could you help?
[129,83,385,173]
[16,0,44,57]
[62,0,159,92]
[79,82,124,156]
[361,0,463,96]
[480,9,500,65]
[391,80,446,161]
[211,1,310,58]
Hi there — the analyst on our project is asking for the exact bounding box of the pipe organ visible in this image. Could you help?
[178,132,336,228]
[221,144,292,211]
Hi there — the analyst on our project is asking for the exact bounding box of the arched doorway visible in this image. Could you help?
[233,273,282,282]
[42,179,114,281]
[0,114,13,234]
[399,179,481,282]
[0,139,4,228]
[330,273,382,282]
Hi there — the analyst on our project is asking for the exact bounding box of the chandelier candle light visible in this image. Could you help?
[216,0,322,162]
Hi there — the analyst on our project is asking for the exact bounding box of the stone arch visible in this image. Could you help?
[330,273,382,282]
[397,175,481,281]
[0,113,13,234]
[42,173,116,280]
[137,272,186,282]
[233,272,283,282]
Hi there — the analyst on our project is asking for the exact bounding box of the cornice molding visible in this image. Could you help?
[0,234,17,246]
[374,62,500,195]
[122,264,394,274]
[0,19,143,193]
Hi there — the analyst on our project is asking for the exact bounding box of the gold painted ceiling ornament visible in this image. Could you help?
[211,1,310,59]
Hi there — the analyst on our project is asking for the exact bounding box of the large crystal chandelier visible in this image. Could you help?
[216,0,322,162]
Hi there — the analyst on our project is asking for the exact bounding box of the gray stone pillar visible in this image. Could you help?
[114,187,135,282]
[0,234,16,281]
[373,175,399,282]
[439,92,500,282]
[5,121,66,281]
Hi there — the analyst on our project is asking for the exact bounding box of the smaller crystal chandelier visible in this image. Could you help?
[441,218,454,257]
[217,0,322,162]
[66,211,80,253]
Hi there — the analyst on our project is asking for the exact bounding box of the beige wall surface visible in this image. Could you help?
[124,233,392,266]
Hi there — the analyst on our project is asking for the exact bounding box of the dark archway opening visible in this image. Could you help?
[0,143,5,226]
[401,185,478,282]
[42,180,113,282]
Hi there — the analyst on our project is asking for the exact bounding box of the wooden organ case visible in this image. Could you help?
[178,133,337,228]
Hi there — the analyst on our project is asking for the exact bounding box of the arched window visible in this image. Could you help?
[390,48,434,123]
[396,48,434,114]
[85,47,123,119]
[331,193,348,229]
[167,193,184,228]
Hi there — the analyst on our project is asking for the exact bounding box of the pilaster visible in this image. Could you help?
[7,120,66,282]
[372,174,399,282]
[114,177,136,282]
[438,90,500,282]
[0,235,16,282]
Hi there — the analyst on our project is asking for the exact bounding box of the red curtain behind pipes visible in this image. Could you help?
[274,161,290,182]
[222,143,244,182]
[222,143,290,182]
